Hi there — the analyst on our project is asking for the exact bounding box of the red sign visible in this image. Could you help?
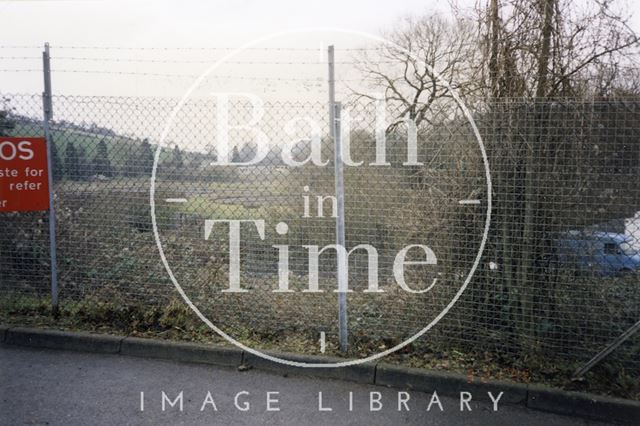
[0,137,50,212]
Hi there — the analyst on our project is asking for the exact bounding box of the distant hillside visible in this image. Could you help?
[3,113,224,181]
[3,112,288,180]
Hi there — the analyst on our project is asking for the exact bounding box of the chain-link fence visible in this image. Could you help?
[1,92,639,380]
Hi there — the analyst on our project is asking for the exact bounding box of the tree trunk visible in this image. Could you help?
[489,0,501,98]
[535,0,555,98]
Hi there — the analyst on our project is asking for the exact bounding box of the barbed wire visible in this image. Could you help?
[0,68,311,79]
[0,56,391,67]
[0,56,40,60]
[52,56,380,65]
[4,53,637,72]
[0,68,366,83]
[45,45,382,51]
[0,68,354,87]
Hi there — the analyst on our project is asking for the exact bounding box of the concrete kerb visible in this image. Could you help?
[121,336,242,367]
[527,385,640,425]
[375,362,528,405]
[2,326,638,424]
[242,350,375,384]
[5,326,122,354]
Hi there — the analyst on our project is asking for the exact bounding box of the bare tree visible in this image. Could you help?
[476,0,639,98]
[472,0,639,340]
[352,14,483,131]
[353,1,637,112]
[351,1,639,344]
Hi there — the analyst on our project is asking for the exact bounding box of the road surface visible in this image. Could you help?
[0,345,610,425]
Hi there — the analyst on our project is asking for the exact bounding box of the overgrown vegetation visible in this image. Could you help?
[1,0,639,403]
[1,293,638,400]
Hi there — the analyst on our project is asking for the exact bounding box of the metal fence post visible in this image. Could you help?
[328,45,348,353]
[328,45,335,139]
[334,103,348,354]
[42,42,59,314]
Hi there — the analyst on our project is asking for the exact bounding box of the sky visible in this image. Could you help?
[0,0,470,146]
[0,0,638,146]
[0,0,638,98]
[0,0,461,98]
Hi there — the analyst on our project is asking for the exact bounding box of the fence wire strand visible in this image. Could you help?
[0,92,639,378]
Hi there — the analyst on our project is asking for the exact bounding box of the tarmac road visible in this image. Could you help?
[0,345,611,426]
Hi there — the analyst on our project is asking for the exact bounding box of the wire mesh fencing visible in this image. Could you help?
[0,92,639,377]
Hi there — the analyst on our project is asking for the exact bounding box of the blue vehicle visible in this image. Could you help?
[556,231,640,276]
